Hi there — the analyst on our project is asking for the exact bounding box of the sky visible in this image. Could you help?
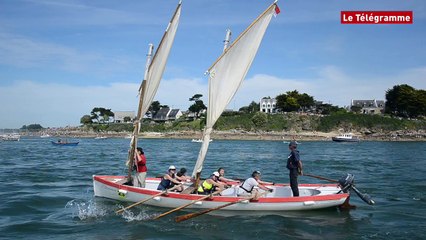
[0,0,425,129]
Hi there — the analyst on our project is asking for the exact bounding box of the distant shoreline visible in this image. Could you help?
[25,128,426,142]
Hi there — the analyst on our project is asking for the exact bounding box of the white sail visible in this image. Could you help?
[127,2,182,179]
[139,3,181,120]
[192,2,278,177]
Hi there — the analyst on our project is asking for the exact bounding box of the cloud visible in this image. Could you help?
[0,77,207,128]
[0,32,141,81]
[0,81,137,128]
[1,65,424,128]
[235,65,426,108]
[156,77,207,109]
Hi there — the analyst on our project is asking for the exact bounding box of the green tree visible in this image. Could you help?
[80,115,93,124]
[239,106,250,113]
[317,103,345,115]
[123,116,131,122]
[90,107,114,123]
[248,101,260,112]
[298,93,315,112]
[385,84,425,118]
[276,93,298,112]
[21,124,43,131]
[239,101,259,113]
[188,94,207,118]
[276,90,315,112]
[350,105,362,114]
[149,101,161,116]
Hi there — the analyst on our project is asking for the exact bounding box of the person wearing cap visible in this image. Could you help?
[287,141,303,197]
[157,165,183,192]
[197,171,226,195]
[134,147,147,188]
[238,171,273,199]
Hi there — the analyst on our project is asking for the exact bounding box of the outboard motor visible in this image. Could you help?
[339,173,375,205]
[338,173,355,193]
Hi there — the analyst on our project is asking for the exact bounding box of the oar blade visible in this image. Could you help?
[175,211,204,223]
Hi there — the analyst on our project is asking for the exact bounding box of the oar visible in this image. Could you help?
[175,191,269,223]
[304,173,339,183]
[153,189,224,220]
[116,190,167,214]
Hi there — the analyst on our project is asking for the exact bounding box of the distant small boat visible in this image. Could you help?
[191,139,213,143]
[40,134,50,138]
[2,134,20,141]
[332,133,360,142]
[283,141,300,145]
[95,136,107,140]
[51,140,79,146]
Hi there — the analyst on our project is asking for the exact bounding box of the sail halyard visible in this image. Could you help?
[126,2,182,181]
[191,2,278,177]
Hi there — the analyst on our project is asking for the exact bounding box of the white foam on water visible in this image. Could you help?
[65,199,108,220]
[121,209,154,222]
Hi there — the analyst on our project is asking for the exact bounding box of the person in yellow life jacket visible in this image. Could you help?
[197,171,226,195]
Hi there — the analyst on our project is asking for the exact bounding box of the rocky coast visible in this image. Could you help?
[31,127,425,142]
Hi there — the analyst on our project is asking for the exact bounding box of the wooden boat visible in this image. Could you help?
[93,176,349,212]
[93,1,373,218]
[51,140,79,146]
[332,133,360,142]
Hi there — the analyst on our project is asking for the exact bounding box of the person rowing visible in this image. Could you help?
[197,171,227,195]
[237,171,273,200]
[217,167,240,185]
[175,168,193,182]
[157,165,183,192]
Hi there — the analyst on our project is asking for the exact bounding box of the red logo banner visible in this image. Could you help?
[341,11,413,24]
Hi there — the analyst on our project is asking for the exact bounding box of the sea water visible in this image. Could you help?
[0,137,425,239]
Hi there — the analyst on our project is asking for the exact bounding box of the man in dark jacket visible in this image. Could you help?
[287,141,303,197]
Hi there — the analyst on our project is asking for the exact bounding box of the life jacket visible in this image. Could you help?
[197,175,216,193]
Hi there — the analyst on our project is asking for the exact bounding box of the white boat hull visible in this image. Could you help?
[93,176,349,213]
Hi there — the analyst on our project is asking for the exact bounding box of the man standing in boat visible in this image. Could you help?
[287,141,303,197]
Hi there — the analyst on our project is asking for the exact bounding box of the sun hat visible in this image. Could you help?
[213,171,220,177]
[168,165,176,170]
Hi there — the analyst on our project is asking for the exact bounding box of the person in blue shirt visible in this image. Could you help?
[287,141,303,197]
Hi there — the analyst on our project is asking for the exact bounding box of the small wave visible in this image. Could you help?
[65,199,108,220]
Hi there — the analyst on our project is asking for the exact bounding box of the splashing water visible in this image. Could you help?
[65,199,108,220]
[121,208,155,222]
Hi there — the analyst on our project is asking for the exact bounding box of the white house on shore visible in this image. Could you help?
[350,99,385,114]
[113,111,135,123]
[260,97,277,114]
